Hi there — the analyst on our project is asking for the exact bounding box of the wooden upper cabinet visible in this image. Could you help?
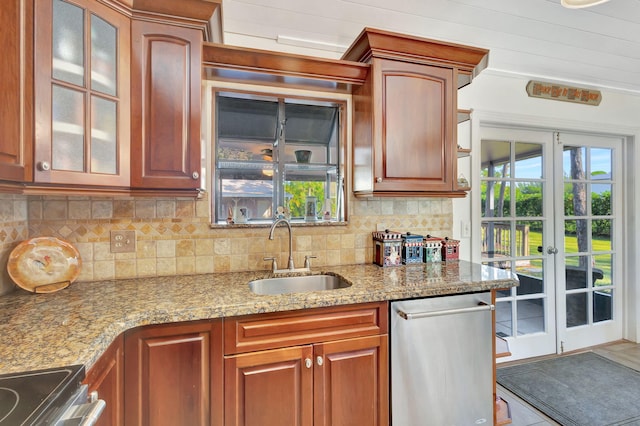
[0,0,219,195]
[130,20,203,192]
[342,27,488,197]
[373,59,454,193]
[0,0,33,183]
[33,0,131,187]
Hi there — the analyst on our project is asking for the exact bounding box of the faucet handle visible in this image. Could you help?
[304,255,317,269]
[263,257,278,272]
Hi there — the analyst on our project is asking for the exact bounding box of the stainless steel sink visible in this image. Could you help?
[248,274,352,295]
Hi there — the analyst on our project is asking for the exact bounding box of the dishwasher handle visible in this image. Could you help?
[396,302,495,320]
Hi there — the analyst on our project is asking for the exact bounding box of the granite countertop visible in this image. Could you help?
[0,261,517,374]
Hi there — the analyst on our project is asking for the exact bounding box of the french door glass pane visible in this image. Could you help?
[564,182,587,215]
[481,221,511,259]
[52,0,85,87]
[481,181,510,218]
[90,14,117,96]
[52,85,85,172]
[567,292,588,327]
[594,253,612,287]
[91,96,117,174]
[564,219,588,253]
[591,184,612,215]
[513,220,542,259]
[563,146,586,180]
[515,182,542,217]
[594,289,613,322]
[514,142,542,178]
[591,148,612,175]
[592,219,612,251]
[517,299,545,334]
[496,301,513,337]
[481,140,511,177]
[565,256,590,289]
[515,268,543,296]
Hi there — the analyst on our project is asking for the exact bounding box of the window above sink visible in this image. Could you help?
[205,82,350,226]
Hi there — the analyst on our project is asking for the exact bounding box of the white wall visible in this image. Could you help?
[456,70,640,342]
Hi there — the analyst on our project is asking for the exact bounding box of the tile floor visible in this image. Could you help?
[496,340,640,426]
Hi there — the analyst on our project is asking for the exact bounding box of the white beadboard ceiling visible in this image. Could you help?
[219,0,640,95]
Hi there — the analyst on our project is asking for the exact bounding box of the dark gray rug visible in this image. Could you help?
[497,351,640,426]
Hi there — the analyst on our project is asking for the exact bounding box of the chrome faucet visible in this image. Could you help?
[265,219,316,273]
[267,218,295,271]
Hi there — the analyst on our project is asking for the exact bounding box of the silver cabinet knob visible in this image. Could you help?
[305,358,312,369]
[38,161,50,171]
[192,171,200,180]
[316,356,323,366]
[547,246,559,255]
[375,177,383,183]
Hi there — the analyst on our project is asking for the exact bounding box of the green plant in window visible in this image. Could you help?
[285,181,325,218]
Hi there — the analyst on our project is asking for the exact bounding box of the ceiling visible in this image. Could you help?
[219,0,640,95]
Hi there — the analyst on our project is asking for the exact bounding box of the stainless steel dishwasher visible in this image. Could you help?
[391,292,494,426]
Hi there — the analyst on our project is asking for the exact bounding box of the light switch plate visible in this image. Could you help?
[110,230,136,253]
[461,220,471,238]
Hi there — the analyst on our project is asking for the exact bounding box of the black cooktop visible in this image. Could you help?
[0,365,84,425]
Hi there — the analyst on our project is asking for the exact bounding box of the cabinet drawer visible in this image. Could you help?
[224,302,388,354]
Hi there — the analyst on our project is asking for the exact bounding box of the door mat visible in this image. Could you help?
[497,351,640,426]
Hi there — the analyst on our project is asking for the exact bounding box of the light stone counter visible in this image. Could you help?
[0,261,517,374]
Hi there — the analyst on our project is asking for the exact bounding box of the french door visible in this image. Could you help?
[480,126,623,360]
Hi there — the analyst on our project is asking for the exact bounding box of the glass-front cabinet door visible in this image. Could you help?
[34,0,130,186]
[212,90,345,225]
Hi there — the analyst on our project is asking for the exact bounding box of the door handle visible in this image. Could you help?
[396,302,495,320]
[547,246,559,255]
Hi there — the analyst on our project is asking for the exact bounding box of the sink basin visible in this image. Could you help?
[249,274,352,295]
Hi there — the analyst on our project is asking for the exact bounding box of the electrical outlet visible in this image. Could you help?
[110,230,136,253]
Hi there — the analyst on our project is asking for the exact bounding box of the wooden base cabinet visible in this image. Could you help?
[224,303,389,426]
[84,335,124,426]
[313,335,388,426]
[124,320,224,426]
[225,345,314,426]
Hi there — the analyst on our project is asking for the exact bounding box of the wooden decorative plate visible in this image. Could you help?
[7,237,82,293]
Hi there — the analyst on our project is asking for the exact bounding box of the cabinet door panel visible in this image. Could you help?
[84,335,124,426]
[131,20,201,189]
[0,0,32,182]
[225,346,313,426]
[374,59,454,193]
[124,320,223,426]
[34,0,130,186]
[314,335,389,426]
